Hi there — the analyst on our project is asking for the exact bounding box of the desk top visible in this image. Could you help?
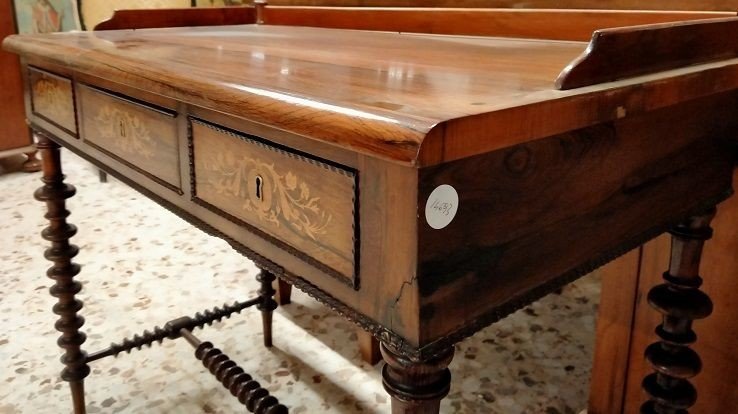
[5,18,738,165]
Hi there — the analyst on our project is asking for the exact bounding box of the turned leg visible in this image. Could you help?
[381,343,454,414]
[275,278,292,305]
[641,209,716,414]
[22,148,42,172]
[256,268,278,348]
[34,133,89,414]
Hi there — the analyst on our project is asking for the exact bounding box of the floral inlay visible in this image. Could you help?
[33,78,72,125]
[200,150,332,239]
[94,106,155,158]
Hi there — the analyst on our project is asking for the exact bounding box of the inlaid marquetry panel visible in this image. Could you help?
[29,67,76,135]
[190,119,358,285]
[79,84,181,191]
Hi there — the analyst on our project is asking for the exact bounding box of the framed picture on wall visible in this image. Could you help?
[13,0,81,34]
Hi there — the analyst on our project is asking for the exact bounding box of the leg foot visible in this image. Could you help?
[22,149,41,172]
[641,209,716,414]
[98,169,108,183]
[381,343,454,414]
[275,278,292,306]
[256,268,278,348]
[35,133,89,414]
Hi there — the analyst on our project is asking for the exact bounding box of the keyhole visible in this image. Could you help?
[119,120,126,138]
[255,176,263,201]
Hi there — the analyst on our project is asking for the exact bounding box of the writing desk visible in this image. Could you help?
[5,5,738,413]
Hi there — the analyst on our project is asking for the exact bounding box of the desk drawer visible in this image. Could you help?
[29,67,76,135]
[190,119,358,286]
[79,85,181,191]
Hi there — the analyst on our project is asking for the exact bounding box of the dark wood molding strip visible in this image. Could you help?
[93,6,257,31]
[263,7,735,42]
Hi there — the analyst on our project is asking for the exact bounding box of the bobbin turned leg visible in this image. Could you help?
[256,268,278,347]
[381,343,454,414]
[34,133,90,414]
[641,209,716,414]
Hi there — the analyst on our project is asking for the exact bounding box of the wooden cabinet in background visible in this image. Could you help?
[0,1,39,172]
[590,169,738,413]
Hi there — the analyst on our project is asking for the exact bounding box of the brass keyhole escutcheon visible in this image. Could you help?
[255,175,264,201]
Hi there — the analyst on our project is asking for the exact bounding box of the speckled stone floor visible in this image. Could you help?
[0,152,600,414]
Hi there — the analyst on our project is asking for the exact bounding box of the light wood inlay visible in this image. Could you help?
[78,84,181,190]
[29,67,76,135]
[191,119,357,284]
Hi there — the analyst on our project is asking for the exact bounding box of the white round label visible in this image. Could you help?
[425,185,459,230]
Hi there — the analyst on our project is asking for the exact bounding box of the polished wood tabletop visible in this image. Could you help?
[8,22,738,165]
[5,25,584,164]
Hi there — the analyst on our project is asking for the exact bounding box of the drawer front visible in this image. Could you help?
[191,119,358,286]
[29,67,76,134]
[79,85,181,191]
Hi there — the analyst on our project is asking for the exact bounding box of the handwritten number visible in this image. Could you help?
[430,198,454,216]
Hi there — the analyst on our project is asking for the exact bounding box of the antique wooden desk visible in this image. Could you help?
[5,5,738,414]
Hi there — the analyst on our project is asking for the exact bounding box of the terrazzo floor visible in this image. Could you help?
[0,152,600,414]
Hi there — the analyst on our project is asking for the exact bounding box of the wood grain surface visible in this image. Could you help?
[556,17,738,89]
[264,7,733,41]
[94,7,256,31]
[415,93,737,345]
[78,84,181,189]
[6,23,738,167]
[192,119,358,283]
[2,25,578,164]
[29,67,76,135]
